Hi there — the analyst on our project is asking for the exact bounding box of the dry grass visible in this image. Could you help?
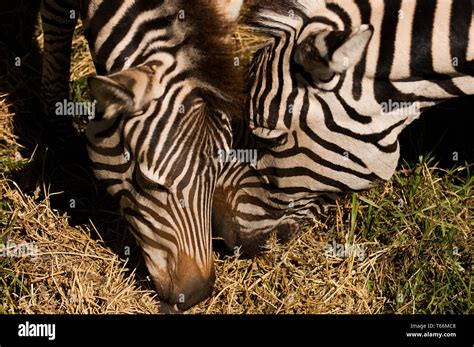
[0,18,472,314]
[1,172,387,314]
[1,179,158,314]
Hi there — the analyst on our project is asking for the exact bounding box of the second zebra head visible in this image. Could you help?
[84,0,243,310]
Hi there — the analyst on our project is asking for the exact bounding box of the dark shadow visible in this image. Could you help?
[0,1,42,155]
[0,2,152,290]
[399,96,474,170]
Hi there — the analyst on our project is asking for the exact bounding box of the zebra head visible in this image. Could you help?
[84,0,243,310]
[214,0,379,254]
[245,0,473,193]
[215,0,474,255]
[243,0,405,195]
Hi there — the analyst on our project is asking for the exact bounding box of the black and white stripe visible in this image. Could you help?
[41,0,243,310]
[213,0,474,253]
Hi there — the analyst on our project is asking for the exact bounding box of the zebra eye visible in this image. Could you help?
[134,169,166,191]
[256,132,288,147]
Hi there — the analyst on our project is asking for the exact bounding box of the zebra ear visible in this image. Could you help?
[88,75,135,115]
[294,25,373,79]
[329,25,373,73]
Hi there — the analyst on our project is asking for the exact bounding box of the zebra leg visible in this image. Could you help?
[41,0,79,143]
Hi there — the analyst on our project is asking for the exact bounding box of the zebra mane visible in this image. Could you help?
[177,0,244,120]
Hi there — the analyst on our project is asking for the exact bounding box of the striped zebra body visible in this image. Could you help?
[41,0,243,310]
[213,0,474,254]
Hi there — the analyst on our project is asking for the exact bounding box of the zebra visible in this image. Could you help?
[212,0,474,255]
[41,0,243,310]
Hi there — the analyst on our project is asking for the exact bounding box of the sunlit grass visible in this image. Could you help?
[0,15,471,314]
[329,158,472,313]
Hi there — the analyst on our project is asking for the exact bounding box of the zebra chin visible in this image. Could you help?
[212,190,301,257]
[213,213,301,258]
